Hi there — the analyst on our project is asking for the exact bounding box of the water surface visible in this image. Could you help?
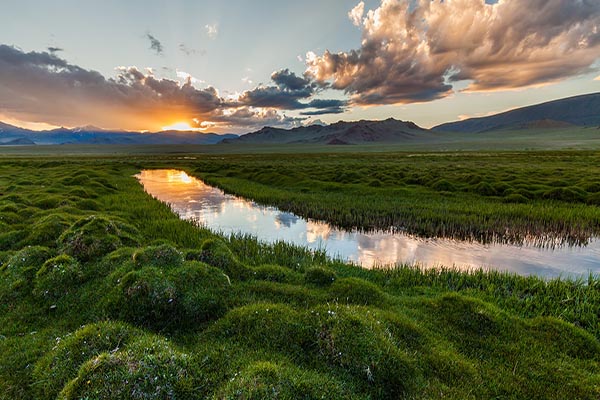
[136,169,600,278]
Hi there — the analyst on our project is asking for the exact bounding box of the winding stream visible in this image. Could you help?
[136,169,600,278]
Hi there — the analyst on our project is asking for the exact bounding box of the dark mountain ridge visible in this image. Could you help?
[223,118,428,145]
[434,92,600,133]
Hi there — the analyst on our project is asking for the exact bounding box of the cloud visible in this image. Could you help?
[306,0,600,105]
[271,68,310,91]
[0,46,207,130]
[206,107,303,131]
[234,69,348,114]
[179,43,205,56]
[236,85,310,109]
[348,1,364,26]
[301,99,346,115]
[0,45,320,133]
[146,33,164,55]
[176,69,204,84]
[205,24,218,39]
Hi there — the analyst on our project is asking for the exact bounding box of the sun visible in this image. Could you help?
[161,122,196,131]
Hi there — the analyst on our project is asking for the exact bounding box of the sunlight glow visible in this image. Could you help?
[0,115,60,131]
[166,170,193,184]
[161,122,197,131]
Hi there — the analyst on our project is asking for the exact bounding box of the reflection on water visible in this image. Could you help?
[136,170,600,278]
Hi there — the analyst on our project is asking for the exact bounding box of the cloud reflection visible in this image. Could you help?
[137,169,600,278]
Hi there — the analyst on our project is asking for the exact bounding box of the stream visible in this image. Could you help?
[136,169,600,278]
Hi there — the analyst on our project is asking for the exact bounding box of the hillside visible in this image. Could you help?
[223,118,429,145]
[0,123,236,145]
[434,92,600,133]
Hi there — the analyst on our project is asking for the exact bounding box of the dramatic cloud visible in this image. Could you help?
[300,99,346,115]
[236,86,311,109]
[0,45,346,132]
[206,107,303,131]
[205,24,218,39]
[0,45,220,130]
[175,69,205,85]
[306,0,600,105]
[348,1,364,26]
[271,68,311,91]
[146,33,164,55]
[234,69,347,114]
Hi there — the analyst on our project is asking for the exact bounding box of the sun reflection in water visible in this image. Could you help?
[136,169,600,278]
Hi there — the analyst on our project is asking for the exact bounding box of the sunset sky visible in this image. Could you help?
[1,0,599,133]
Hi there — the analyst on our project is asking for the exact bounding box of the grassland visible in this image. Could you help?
[0,152,599,399]
[189,151,600,245]
[1,125,600,156]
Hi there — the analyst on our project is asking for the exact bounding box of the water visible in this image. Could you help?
[136,169,600,278]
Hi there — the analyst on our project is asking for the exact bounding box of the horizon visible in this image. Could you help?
[2,91,599,136]
[1,0,599,134]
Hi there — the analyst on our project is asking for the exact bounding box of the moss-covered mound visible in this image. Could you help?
[104,261,231,330]
[328,277,387,306]
[213,361,354,400]
[199,238,252,280]
[33,321,143,399]
[304,266,337,286]
[34,322,197,400]
[33,254,83,301]
[209,303,419,398]
[132,244,184,269]
[0,246,54,294]
[26,213,75,247]
[58,215,140,261]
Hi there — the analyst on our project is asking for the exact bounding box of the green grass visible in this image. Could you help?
[188,151,600,245]
[0,154,598,399]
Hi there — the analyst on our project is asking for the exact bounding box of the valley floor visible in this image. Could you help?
[0,151,599,399]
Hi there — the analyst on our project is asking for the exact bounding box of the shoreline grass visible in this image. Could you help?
[186,151,600,246]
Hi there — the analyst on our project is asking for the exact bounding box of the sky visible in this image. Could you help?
[0,0,599,133]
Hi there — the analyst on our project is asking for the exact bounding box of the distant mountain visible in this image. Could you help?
[223,118,429,145]
[0,121,27,133]
[0,124,237,145]
[434,92,600,133]
[0,137,35,146]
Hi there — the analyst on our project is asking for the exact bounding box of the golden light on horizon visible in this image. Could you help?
[0,115,61,131]
[161,122,196,131]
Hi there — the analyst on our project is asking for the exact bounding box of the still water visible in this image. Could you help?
[136,169,600,278]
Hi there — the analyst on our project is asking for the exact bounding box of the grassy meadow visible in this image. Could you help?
[192,151,600,245]
[0,150,599,399]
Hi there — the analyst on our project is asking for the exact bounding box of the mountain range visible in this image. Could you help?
[222,118,428,145]
[223,92,598,145]
[0,124,237,146]
[433,92,600,133]
[0,92,598,146]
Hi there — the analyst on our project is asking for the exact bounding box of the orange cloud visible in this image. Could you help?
[0,49,301,133]
[306,0,600,105]
[0,46,344,132]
